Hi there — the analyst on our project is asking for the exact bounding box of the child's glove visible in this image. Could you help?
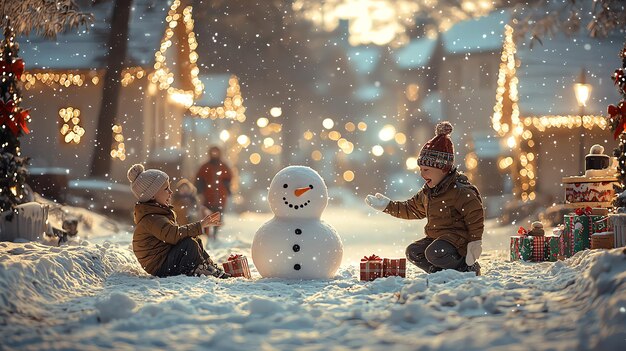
[466,240,482,266]
[365,193,390,211]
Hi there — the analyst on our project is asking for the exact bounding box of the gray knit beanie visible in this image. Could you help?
[127,164,169,202]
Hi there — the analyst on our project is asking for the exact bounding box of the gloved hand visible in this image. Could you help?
[466,240,483,266]
[365,193,390,211]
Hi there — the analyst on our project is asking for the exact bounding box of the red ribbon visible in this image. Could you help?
[361,254,382,262]
[517,226,528,236]
[227,254,242,261]
[574,206,593,216]
[0,99,30,136]
[0,58,25,80]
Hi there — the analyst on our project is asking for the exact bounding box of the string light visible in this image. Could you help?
[491,25,608,202]
[110,124,126,161]
[58,107,84,144]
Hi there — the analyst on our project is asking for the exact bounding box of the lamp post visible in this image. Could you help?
[574,67,592,174]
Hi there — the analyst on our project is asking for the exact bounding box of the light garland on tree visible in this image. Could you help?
[491,25,610,202]
[58,107,85,144]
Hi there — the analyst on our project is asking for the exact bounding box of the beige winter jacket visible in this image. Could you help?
[132,201,202,275]
[383,171,484,256]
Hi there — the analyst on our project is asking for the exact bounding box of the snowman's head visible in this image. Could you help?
[268,166,328,218]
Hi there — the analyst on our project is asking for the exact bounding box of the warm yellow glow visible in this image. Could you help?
[270,107,282,117]
[219,130,230,142]
[263,137,275,148]
[372,145,384,156]
[257,117,269,128]
[303,130,314,140]
[250,153,261,164]
[329,131,341,141]
[405,84,419,101]
[343,170,355,182]
[406,157,418,170]
[358,122,367,131]
[168,90,194,108]
[59,107,84,144]
[111,124,126,160]
[574,83,592,107]
[237,135,250,147]
[312,150,323,161]
[378,124,396,141]
[322,118,335,129]
[506,136,516,148]
[345,122,356,132]
[465,152,478,171]
[395,132,406,144]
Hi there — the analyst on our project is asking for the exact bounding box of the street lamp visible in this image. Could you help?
[574,68,592,174]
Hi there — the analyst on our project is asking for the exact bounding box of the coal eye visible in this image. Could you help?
[309,185,314,189]
[283,184,288,188]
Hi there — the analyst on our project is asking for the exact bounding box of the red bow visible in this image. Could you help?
[574,206,592,216]
[0,99,30,136]
[0,58,25,80]
[227,254,242,261]
[608,102,626,139]
[517,226,528,236]
[361,254,382,262]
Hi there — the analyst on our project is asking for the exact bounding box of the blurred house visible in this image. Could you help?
[18,0,244,212]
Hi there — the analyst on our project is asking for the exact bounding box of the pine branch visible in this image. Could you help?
[0,0,93,38]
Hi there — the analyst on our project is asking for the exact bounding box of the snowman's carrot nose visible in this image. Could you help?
[294,187,311,197]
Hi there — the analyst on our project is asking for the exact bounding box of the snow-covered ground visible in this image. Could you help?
[1,204,625,350]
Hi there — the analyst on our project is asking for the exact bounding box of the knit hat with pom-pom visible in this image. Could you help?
[127,164,169,202]
[417,121,455,172]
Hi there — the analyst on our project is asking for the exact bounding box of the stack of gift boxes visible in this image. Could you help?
[359,254,406,281]
[510,207,612,262]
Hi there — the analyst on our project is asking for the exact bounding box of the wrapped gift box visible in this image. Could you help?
[532,236,546,262]
[610,214,626,248]
[510,235,533,261]
[382,258,406,278]
[591,232,615,249]
[222,254,252,279]
[545,236,560,262]
[360,254,383,281]
[564,213,608,254]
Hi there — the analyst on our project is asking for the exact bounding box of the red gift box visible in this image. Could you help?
[222,254,252,279]
[383,258,406,277]
[360,254,383,281]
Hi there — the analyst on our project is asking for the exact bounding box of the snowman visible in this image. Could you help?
[251,166,343,279]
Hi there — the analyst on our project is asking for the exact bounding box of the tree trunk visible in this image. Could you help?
[89,0,132,177]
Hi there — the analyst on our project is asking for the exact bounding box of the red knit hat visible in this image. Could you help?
[417,121,454,172]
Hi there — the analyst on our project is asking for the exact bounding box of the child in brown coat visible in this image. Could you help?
[127,164,230,278]
[366,122,484,275]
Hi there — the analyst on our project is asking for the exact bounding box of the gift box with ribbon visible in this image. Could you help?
[565,209,608,254]
[360,254,383,281]
[222,254,252,279]
[510,227,533,261]
[382,258,406,278]
[531,235,546,262]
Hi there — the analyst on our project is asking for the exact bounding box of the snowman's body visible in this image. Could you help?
[252,166,343,279]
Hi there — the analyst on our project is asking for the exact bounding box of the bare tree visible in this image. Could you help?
[89,0,132,177]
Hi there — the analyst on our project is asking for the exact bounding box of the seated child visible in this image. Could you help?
[365,122,484,275]
[127,164,230,278]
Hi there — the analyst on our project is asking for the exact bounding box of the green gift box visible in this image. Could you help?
[510,236,533,261]
[545,236,560,262]
[564,214,607,255]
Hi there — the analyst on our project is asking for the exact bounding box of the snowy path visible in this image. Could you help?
[1,206,625,350]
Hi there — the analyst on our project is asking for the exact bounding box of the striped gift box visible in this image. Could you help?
[531,236,546,262]
[360,255,383,281]
[222,254,252,279]
[382,258,406,278]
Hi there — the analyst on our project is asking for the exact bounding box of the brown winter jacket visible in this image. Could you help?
[383,170,484,256]
[132,201,202,275]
